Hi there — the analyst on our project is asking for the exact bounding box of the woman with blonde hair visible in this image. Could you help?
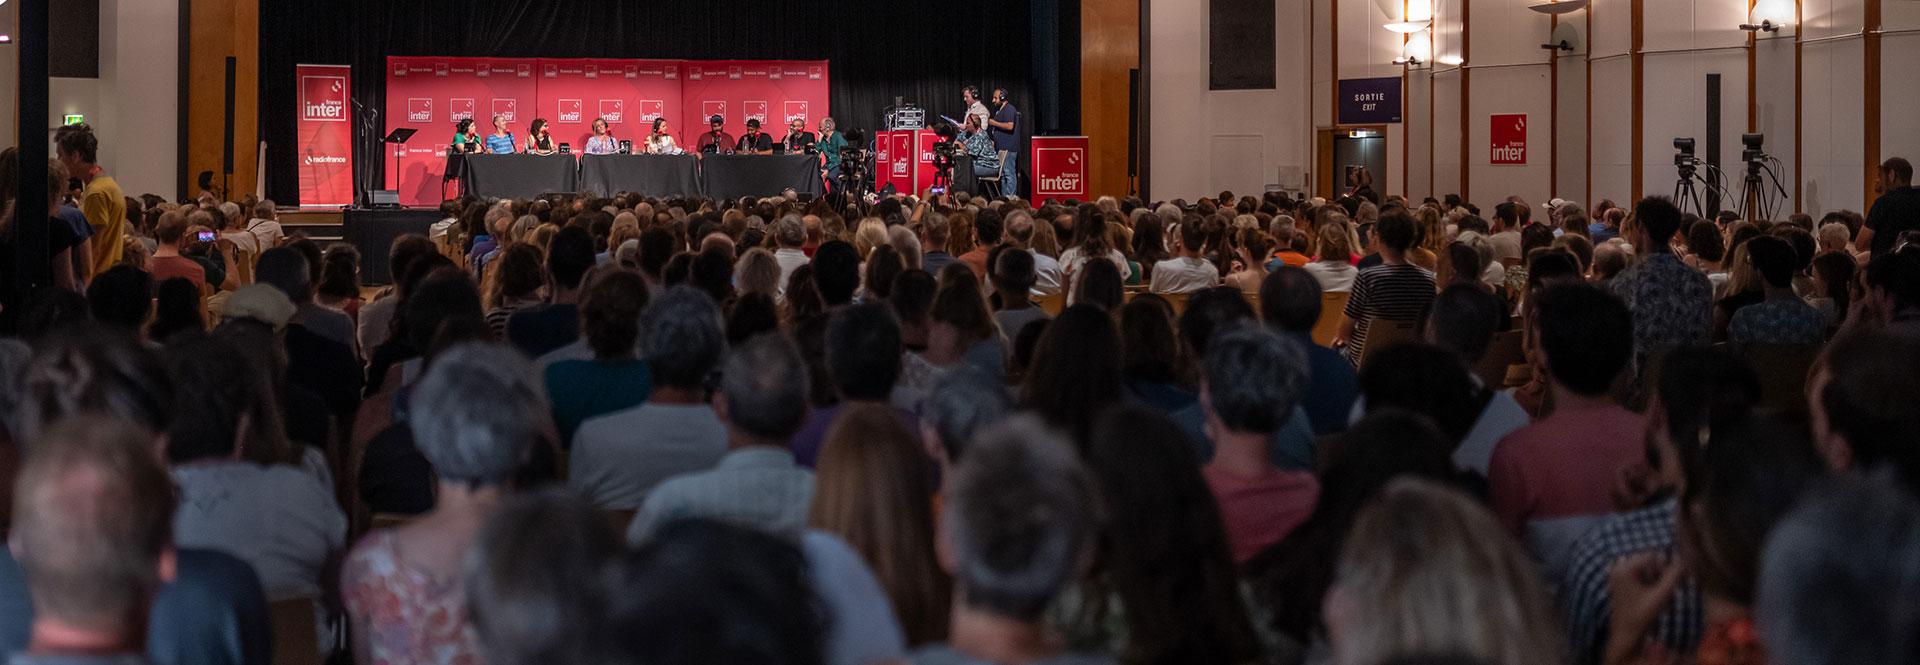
[1303,221,1359,292]
[1325,478,1562,665]
[1410,205,1445,271]
[851,217,888,259]
[733,247,783,301]
[809,402,951,647]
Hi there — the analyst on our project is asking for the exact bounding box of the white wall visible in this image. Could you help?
[0,0,177,198]
[1148,0,1313,200]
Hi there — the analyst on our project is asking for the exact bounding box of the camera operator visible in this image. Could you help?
[957,115,1001,181]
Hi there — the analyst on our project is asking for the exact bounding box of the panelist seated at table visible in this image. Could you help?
[736,119,775,155]
[485,115,517,154]
[450,118,482,154]
[525,118,560,156]
[644,118,683,155]
[584,117,620,155]
[695,115,736,155]
[780,117,816,155]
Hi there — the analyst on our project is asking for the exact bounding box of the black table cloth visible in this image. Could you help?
[461,154,578,200]
[580,154,701,198]
[700,154,824,200]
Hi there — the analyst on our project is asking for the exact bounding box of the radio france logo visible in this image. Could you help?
[558,99,583,124]
[638,100,664,122]
[728,66,742,80]
[300,76,347,122]
[702,101,726,122]
[491,99,518,122]
[1036,147,1085,195]
[784,101,808,123]
[808,66,823,80]
[449,98,475,122]
[744,101,768,124]
[543,63,559,78]
[406,98,433,123]
[665,65,678,80]
[433,62,449,77]
[516,63,531,78]
[599,100,625,123]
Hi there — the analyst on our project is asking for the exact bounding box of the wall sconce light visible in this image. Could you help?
[1743,0,1793,32]
[1384,20,1432,33]
[1527,0,1589,15]
[1395,33,1433,67]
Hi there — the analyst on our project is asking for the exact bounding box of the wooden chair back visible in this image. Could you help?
[1737,343,1821,416]
[267,599,320,665]
[1474,329,1527,388]
[1356,319,1421,368]
[1035,292,1066,316]
[1311,291,1351,347]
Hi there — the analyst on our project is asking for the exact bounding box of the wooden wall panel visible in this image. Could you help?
[1083,0,1141,197]
[186,0,259,200]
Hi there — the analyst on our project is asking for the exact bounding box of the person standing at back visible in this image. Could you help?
[987,88,1020,197]
[1608,196,1712,362]
[1857,157,1919,258]
[54,123,126,277]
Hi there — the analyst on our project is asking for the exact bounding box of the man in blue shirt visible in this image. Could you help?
[484,115,517,154]
[987,88,1020,197]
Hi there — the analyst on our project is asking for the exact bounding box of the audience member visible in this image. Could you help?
[792,302,915,465]
[1727,235,1825,345]
[913,415,1110,665]
[343,343,548,664]
[1420,284,1529,474]
[507,226,595,357]
[1488,283,1640,587]
[546,270,652,446]
[461,490,623,665]
[571,287,728,509]
[810,403,950,646]
[630,334,814,539]
[1610,197,1712,359]
[1148,218,1220,294]
[1198,326,1317,563]
[1259,267,1358,434]
[1327,479,1563,665]
[1756,472,1920,665]
[1336,207,1436,365]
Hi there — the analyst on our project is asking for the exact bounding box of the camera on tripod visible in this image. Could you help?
[1674,137,1699,174]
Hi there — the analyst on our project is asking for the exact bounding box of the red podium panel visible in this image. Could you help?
[1030,135,1089,203]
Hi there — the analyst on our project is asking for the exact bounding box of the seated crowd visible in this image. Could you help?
[0,125,1917,665]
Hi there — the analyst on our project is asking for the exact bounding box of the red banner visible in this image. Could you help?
[679,60,830,150]
[385,57,829,206]
[296,64,354,207]
[1030,136,1089,203]
[534,58,685,152]
[385,57,540,205]
[1491,113,1528,165]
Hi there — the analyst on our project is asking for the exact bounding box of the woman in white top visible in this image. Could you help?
[645,118,681,155]
[1059,204,1131,293]
[1302,219,1359,292]
[583,117,619,155]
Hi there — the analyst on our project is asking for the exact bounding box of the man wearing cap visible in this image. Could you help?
[736,118,775,155]
[696,115,736,155]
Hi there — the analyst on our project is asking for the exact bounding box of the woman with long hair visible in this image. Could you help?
[1131,214,1171,280]
[482,243,546,340]
[316,243,365,320]
[1224,230,1272,293]
[1060,204,1132,292]
[524,118,558,155]
[1020,303,1125,448]
[646,118,680,154]
[1302,220,1358,292]
[1055,406,1262,663]
[809,403,951,647]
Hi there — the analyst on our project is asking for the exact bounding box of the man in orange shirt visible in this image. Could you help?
[1269,224,1312,268]
[55,124,127,276]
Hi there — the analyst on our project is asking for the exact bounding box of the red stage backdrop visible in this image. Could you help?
[535,59,684,151]
[678,60,830,153]
[385,57,539,205]
[1030,136,1089,203]
[295,64,354,207]
[383,56,829,206]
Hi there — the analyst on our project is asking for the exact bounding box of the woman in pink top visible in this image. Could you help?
[342,344,548,665]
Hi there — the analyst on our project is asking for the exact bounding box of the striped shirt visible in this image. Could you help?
[1342,263,1436,365]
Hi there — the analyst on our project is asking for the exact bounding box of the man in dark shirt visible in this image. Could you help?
[694,115,735,155]
[736,119,775,155]
[1858,157,1920,258]
[507,226,595,357]
[988,88,1020,197]
[780,117,816,155]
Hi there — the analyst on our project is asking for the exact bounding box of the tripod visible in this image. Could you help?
[1738,158,1790,222]
[1674,163,1705,218]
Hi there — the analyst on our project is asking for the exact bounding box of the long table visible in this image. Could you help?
[460,154,579,200]
[458,152,820,200]
[579,153,701,198]
[700,153,824,200]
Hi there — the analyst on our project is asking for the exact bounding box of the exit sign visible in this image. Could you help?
[62,114,84,125]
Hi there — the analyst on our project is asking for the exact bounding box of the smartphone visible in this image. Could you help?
[196,230,216,243]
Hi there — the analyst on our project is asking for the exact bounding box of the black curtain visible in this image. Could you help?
[261,0,1078,206]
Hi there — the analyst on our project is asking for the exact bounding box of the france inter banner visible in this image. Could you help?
[296,64,354,207]
[1338,77,1403,125]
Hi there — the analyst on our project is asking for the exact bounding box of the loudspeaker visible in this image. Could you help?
[223,57,236,177]
[1127,68,1140,178]
[370,190,400,207]
[1705,73,1721,215]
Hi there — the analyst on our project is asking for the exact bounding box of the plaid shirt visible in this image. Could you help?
[1561,498,1704,665]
